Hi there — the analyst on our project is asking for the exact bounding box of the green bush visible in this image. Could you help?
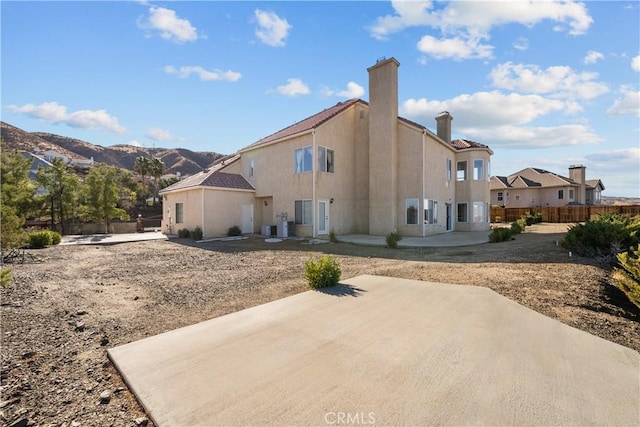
[192,226,203,241]
[489,227,513,243]
[28,230,53,248]
[228,225,242,236]
[615,244,640,309]
[178,228,191,238]
[304,255,341,289]
[48,230,62,245]
[510,219,525,235]
[386,231,402,248]
[1,268,12,288]
[561,214,640,257]
[525,212,543,226]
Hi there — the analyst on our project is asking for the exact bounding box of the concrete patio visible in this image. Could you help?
[108,275,639,426]
[337,231,490,247]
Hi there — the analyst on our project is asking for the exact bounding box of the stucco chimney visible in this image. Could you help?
[569,164,586,204]
[367,57,400,235]
[436,111,452,143]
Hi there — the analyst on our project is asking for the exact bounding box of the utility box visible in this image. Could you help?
[261,224,271,237]
[276,212,288,238]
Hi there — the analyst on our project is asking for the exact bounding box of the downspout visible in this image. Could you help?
[312,129,317,238]
[422,130,426,237]
[201,188,205,238]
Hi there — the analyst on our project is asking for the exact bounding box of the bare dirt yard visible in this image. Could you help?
[1,223,639,427]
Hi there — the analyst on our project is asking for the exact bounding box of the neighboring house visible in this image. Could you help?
[21,151,54,195]
[160,57,493,238]
[37,149,94,170]
[490,165,605,208]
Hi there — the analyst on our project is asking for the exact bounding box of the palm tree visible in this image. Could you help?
[149,157,164,205]
[134,156,151,191]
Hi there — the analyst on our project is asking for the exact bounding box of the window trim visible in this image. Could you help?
[294,146,313,174]
[294,199,312,225]
[406,198,419,225]
[175,202,184,224]
[456,161,467,181]
[318,146,334,173]
[473,201,484,223]
[473,159,484,180]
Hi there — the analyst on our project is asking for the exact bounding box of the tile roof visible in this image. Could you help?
[449,139,490,150]
[508,167,574,188]
[586,179,605,190]
[490,176,511,189]
[242,99,365,150]
[160,156,254,193]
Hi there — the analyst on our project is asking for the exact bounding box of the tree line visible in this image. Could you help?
[1,142,179,255]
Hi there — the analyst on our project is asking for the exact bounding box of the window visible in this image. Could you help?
[515,194,520,201]
[569,189,574,200]
[497,192,503,202]
[473,202,484,223]
[473,159,484,180]
[294,200,312,225]
[406,199,419,225]
[487,160,491,181]
[175,203,184,224]
[249,160,254,177]
[424,199,438,224]
[457,161,467,181]
[446,159,452,181]
[558,189,564,200]
[294,146,312,173]
[457,203,468,222]
[318,146,334,173]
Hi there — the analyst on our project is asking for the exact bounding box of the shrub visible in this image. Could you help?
[178,228,191,238]
[228,225,242,236]
[489,227,513,243]
[329,229,338,243]
[305,255,341,289]
[525,212,542,226]
[510,218,526,235]
[1,268,12,288]
[192,226,203,241]
[48,230,62,245]
[561,214,640,257]
[615,244,640,309]
[28,230,53,248]
[386,231,402,248]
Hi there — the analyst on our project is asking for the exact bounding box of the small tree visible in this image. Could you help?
[36,158,80,234]
[1,143,34,255]
[81,165,130,233]
[134,156,151,193]
[148,157,164,205]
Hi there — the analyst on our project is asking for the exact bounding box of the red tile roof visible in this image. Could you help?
[450,139,490,150]
[160,156,254,193]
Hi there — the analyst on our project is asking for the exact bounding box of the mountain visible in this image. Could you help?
[1,121,227,176]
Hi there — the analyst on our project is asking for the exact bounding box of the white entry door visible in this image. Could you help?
[241,204,253,234]
[317,200,329,235]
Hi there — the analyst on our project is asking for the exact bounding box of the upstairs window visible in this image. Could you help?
[249,160,254,177]
[457,161,467,181]
[318,146,334,173]
[294,146,312,174]
[473,159,484,180]
[569,189,574,200]
[446,159,452,181]
[558,189,564,200]
[497,192,503,202]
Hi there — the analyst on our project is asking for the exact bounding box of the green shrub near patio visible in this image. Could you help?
[28,230,61,249]
[489,227,513,243]
[305,255,341,289]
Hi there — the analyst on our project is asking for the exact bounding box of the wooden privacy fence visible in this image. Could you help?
[491,205,640,223]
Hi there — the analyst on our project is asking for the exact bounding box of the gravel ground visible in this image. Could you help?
[1,223,638,427]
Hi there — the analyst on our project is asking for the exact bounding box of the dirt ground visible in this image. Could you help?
[1,223,638,427]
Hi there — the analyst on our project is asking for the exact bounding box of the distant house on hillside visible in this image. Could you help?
[21,151,54,195]
[160,57,494,239]
[490,165,605,208]
[36,149,94,170]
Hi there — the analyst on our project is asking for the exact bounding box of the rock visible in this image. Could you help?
[8,418,27,427]
[74,321,85,332]
[134,417,149,426]
[99,390,111,404]
[133,296,139,301]
[99,336,109,346]
[71,421,81,427]
[76,309,88,316]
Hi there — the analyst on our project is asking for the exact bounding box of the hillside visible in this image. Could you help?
[1,121,226,176]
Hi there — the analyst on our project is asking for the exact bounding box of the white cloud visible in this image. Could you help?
[490,62,609,100]
[276,78,310,97]
[323,82,365,98]
[164,65,241,82]
[146,128,174,141]
[401,91,603,149]
[584,50,604,64]
[6,101,126,134]
[254,9,291,47]
[513,37,529,51]
[128,140,142,147]
[585,147,640,164]
[138,6,198,43]
[607,86,640,117]
[369,0,592,40]
[632,55,640,72]
[417,35,493,60]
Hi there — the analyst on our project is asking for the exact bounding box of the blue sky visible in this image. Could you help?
[2,1,639,197]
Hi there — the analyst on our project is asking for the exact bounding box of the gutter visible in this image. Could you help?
[312,129,317,238]
[201,188,205,237]
[422,130,426,237]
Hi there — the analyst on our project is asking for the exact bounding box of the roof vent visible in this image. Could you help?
[376,56,386,63]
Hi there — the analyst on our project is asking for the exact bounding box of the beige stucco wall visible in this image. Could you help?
[421,133,457,235]
[396,124,424,237]
[161,187,254,238]
[454,149,491,231]
[491,185,578,208]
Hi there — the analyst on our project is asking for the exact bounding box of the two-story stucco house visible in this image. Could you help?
[160,57,493,239]
[490,165,605,208]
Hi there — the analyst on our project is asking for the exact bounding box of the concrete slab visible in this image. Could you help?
[109,275,640,427]
[337,231,490,247]
[60,232,167,245]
